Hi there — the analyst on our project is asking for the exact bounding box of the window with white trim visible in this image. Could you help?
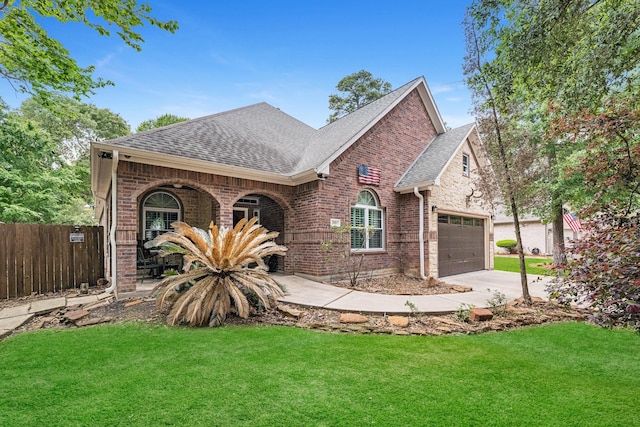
[142,192,181,241]
[462,153,470,177]
[350,190,384,250]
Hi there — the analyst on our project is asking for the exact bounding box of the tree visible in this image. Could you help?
[136,113,189,133]
[0,109,78,223]
[546,97,639,328]
[465,0,640,265]
[547,213,640,329]
[149,218,287,327]
[327,70,392,123]
[464,15,538,304]
[17,95,130,224]
[20,95,130,162]
[0,0,178,101]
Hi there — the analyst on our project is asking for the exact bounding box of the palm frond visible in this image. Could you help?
[151,219,287,327]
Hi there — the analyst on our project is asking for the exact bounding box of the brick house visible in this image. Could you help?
[91,77,494,293]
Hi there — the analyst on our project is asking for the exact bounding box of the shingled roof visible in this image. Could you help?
[395,123,476,192]
[93,76,456,184]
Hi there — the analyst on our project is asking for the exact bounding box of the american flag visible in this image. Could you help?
[358,164,381,185]
[563,211,582,232]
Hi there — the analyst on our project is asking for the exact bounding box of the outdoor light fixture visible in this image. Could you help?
[431,205,438,212]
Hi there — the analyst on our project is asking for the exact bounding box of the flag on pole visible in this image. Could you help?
[563,211,582,232]
[358,164,381,185]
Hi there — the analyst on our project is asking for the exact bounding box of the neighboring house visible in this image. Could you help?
[493,211,581,255]
[91,77,495,293]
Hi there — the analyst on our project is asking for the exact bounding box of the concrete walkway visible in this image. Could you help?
[275,270,553,315]
[0,293,112,339]
[0,270,552,337]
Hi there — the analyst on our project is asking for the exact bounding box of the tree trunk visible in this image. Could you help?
[510,197,532,305]
[552,200,566,266]
[548,148,566,267]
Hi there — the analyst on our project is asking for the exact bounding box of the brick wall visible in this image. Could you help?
[111,88,468,291]
[295,90,438,280]
[114,162,296,292]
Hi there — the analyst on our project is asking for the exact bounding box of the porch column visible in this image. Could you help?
[116,226,137,293]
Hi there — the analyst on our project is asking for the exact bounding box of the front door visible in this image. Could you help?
[233,208,248,227]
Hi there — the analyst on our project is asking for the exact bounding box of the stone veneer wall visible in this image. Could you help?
[427,138,494,277]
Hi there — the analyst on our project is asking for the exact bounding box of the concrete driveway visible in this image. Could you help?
[276,270,553,315]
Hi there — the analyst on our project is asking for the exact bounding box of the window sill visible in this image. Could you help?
[350,249,386,255]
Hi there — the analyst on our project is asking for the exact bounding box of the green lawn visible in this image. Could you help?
[1,323,638,426]
[494,255,555,275]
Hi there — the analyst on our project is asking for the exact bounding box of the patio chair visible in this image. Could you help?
[136,247,162,283]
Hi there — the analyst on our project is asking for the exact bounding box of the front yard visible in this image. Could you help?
[1,322,638,426]
[494,255,555,275]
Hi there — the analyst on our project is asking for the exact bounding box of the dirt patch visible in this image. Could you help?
[329,275,472,295]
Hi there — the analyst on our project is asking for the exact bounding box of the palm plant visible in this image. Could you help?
[146,217,287,327]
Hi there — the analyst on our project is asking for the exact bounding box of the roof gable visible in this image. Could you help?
[296,77,446,174]
[93,76,449,185]
[395,123,476,193]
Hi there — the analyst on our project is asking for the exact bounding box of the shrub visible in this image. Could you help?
[546,213,640,329]
[147,218,287,327]
[496,239,518,254]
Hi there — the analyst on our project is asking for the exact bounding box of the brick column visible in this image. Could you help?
[116,226,137,292]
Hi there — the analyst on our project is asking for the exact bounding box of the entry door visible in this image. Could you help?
[233,208,248,227]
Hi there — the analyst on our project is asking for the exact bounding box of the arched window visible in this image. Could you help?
[350,190,384,250]
[142,191,181,241]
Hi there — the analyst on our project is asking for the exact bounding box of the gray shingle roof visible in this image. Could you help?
[96,76,463,182]
[395,123,475,189]
[100,103,316,174]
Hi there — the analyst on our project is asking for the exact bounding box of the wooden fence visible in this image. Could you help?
[0,224,104,299]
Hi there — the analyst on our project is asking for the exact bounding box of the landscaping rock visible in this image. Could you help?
[277,304,303,318]
[63,309,90,322]
[339,313,369,324]
[388,316,409,327]
[506,306,536,315]
[470,307,494,322]
[450,285,473,293]
[84,300,111,311]
[76,317,113,327]
[124,299,144,308]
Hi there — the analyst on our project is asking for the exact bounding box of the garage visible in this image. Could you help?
[438,214,485,277]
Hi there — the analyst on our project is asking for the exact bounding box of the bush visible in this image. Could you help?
[546,213,640,329]
[496,239,518,254]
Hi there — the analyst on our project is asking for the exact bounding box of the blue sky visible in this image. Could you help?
[1,1,474,131]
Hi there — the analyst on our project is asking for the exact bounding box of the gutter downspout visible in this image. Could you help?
[413,187,428,280]
[105,150,119,294]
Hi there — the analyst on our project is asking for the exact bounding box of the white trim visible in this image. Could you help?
[413,187,427,279]
[105,150,119,294]
[350,190,385,251]
[462,153,470,177]
[142,191,182,241]
[253,209,261,222]
[92,143,321,188]
[233,207,249,226]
